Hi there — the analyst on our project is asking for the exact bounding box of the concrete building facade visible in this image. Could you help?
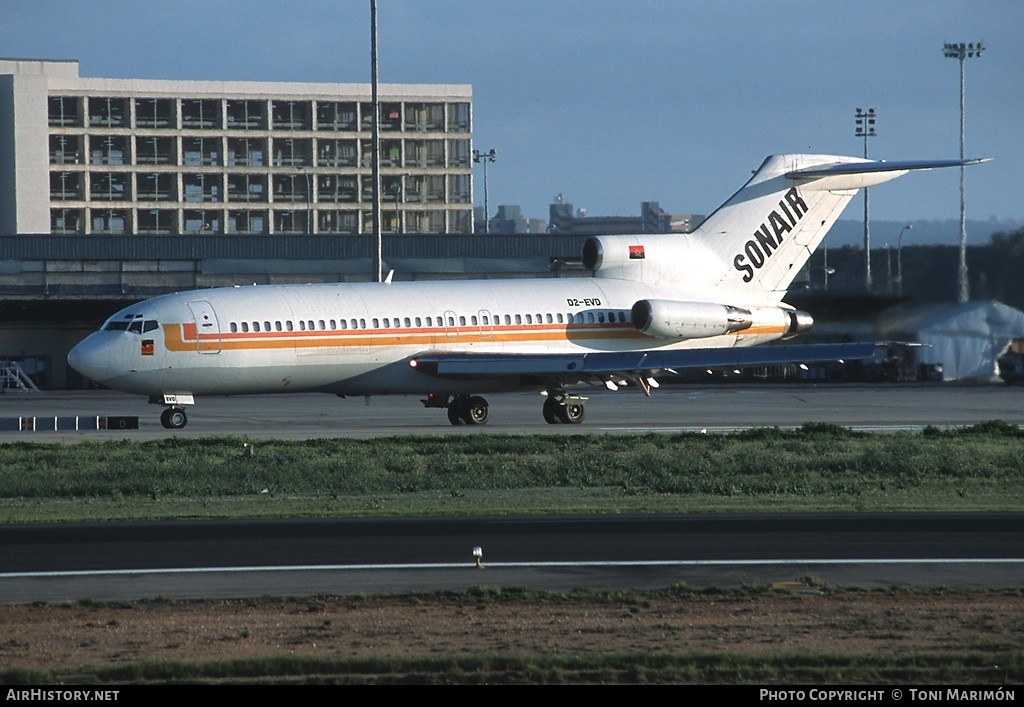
[0,59,474,235]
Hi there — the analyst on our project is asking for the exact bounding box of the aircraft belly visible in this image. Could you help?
[147,348,376,396]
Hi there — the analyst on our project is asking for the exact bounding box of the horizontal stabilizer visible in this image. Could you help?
[786,157,990,180]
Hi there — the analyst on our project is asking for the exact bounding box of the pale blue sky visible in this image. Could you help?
[4,0,1021,228]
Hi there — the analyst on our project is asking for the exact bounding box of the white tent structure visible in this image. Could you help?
[875,301,1024,381]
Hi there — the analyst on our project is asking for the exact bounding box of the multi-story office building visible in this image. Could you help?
[0,58,473,235]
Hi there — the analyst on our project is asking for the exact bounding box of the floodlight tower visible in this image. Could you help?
[854,107,876,292]
[943,41,984,303]
[473,149,497,233]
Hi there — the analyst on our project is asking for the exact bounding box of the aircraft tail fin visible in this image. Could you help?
[693,154,988,299]
[584,154,988,302]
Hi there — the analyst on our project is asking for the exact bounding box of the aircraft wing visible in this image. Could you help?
[410,341,898,379]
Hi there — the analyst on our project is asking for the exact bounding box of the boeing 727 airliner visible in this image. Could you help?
[68,153,987,428]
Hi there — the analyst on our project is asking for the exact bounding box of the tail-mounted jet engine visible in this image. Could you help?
[630,299,753,340]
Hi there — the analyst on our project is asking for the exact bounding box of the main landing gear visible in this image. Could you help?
[422,390,587,426]
[160,406,188,430]
[542,390,587,425]
[423,394,490,426]
[448,395,490,425]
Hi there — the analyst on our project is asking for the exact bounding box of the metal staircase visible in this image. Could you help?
[0,361,40,393]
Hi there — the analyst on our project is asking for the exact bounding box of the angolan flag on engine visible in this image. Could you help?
[629,245,645,260]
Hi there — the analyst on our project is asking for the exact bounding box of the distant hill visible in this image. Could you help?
[826,218,1024,248]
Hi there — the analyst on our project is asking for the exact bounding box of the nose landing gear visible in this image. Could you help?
[160,406,188,430]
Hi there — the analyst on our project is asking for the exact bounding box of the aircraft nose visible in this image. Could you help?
[68,333,114,383]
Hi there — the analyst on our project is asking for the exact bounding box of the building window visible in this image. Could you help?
[88,96,129,128]
[136,136,176,165]
[181,99,220,129]
[226,99,266,130]
[447,102,470,132]
[48,95,82,127]
[272,100,311,130]
[227,137,266,167]
[135,98,176,128]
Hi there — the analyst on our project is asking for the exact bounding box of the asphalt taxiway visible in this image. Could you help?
[2,383,1024,439]
[1,513,1021,603]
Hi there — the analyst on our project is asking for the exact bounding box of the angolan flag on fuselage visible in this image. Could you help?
[629,245,645,260]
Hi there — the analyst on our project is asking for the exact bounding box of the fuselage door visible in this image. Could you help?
[478,309,494,337]
[187,300,222,354]
[443,309,458,339]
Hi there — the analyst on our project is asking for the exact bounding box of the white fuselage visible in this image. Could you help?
[68,276,792,398]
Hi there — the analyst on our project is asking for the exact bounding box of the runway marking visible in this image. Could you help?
[3,557,1023,579]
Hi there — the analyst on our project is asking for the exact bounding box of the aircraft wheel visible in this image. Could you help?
[465,396,489,425]
[161,407,188,430]
[447,404,465,425]
[556,401,585,424]
[542,397,560,424]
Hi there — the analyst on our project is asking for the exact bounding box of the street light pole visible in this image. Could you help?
[473,148,496,233]
[943,41,983,303]
[370,0,383,281]
[854,107,876,292]
[895,224,912,298]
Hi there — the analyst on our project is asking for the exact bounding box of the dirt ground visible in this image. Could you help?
[1,590,1021,672]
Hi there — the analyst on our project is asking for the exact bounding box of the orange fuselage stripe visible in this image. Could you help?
[162,322,786,353]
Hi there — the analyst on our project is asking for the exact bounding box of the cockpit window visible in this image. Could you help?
[102,313,157,333]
